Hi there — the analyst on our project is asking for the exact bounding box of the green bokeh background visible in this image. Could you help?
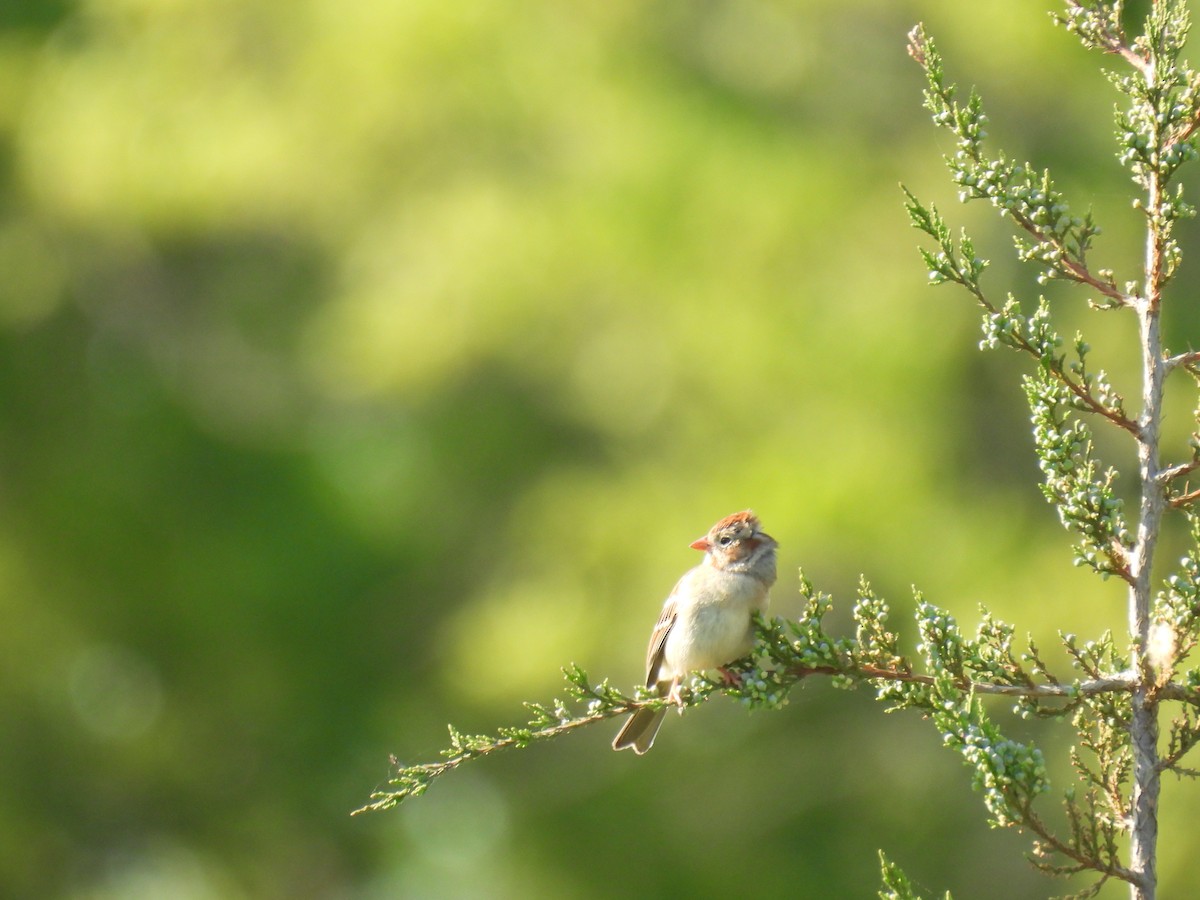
[4,0,1200,897]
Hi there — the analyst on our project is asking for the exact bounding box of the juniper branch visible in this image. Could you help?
[356,609,1200,817]
[901,192,1139,438]
[1025,798,1138,889]
[906,24,1131,306]
[352,666,668,815]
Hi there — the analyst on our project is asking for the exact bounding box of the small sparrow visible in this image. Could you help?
[613,510,777,754]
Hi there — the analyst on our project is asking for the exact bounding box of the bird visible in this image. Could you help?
[612,510,777,754]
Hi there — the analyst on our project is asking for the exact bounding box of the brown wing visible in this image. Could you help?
[643,596,677,689]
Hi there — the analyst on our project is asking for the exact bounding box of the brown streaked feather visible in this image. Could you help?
[644,597,677,688]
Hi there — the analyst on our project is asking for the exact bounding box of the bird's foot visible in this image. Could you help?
[717,666,743,688]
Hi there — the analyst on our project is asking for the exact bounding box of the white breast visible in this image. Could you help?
[662,568,770,677]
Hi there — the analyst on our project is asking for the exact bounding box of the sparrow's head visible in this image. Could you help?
[691,510,778,583]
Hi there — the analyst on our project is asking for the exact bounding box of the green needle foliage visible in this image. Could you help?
[880,850,954,900]
[361,4,1200,898]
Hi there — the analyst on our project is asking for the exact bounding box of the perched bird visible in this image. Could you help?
[613,510,777,754]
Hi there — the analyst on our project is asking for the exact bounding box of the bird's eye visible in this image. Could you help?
[718,535,733,546]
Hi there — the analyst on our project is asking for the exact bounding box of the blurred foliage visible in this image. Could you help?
[2,0,1198,897]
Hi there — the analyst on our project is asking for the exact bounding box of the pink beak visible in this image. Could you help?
[690,536,711,551]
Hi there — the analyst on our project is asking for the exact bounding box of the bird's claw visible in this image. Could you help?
[667,679,686,710]
[717,666,743,688]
